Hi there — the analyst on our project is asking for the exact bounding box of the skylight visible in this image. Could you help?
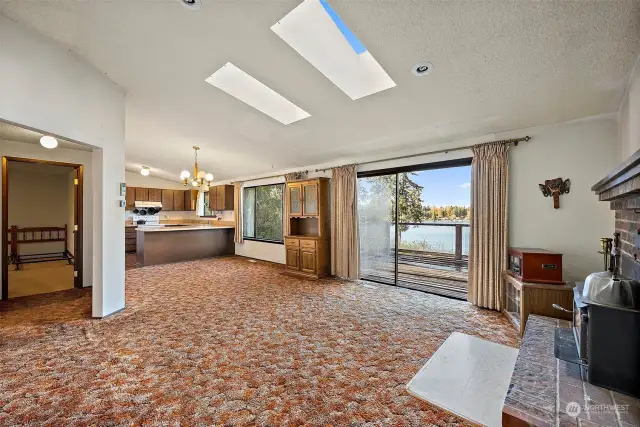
[271,0,396,100]
[205,63,311,125]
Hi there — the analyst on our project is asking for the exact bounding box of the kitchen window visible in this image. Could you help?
[202,191,214,217]
[243,184,284,243]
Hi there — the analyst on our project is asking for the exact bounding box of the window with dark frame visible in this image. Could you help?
[202,191,214,217]
[243,184,284,243]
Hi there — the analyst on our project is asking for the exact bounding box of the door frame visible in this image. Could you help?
[2,156,84,300]
[357,157,473,299]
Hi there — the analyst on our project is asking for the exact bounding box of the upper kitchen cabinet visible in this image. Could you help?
[135,187,149,201]
[173,190,185,211]
[125,186,136,210]
[148,188,162,203]
[208,185,234,211]
[185,190,199,211]
[161,189,174,211]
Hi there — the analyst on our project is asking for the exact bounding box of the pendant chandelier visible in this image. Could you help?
[179,146,214,190]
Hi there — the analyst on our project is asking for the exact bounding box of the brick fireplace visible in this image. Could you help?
[592,150,640,280]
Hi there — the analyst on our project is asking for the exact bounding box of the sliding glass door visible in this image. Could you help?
[358,174,396,285]
[358,159,471,299]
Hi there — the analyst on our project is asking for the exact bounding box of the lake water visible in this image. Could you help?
[394,224,470,255]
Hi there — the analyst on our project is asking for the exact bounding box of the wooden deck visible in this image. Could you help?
[361,249,468,299]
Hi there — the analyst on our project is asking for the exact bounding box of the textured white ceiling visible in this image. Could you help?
[1,0,639,182]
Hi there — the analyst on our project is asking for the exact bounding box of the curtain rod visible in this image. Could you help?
[313,136,531,173]
[234,136,531,182]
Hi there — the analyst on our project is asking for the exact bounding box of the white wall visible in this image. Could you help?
[619,56,640,160]
[508,117,617,281]
[8,163,73,255]
[0,16,126,317]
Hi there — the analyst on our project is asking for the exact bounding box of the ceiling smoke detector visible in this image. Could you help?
[412,62,433,76]
[179,0,202,10]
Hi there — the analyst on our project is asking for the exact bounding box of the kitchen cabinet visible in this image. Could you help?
[161,189,174,211]
[208,185,234,211]
[135,187,149,201]
[125,186,136,210]
[148,188,162,203]
[173,190,185,211]
[125,226,137,252]
[184,190,199,211]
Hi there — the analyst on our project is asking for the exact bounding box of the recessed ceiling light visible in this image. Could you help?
[205,62,311,125]
[412,62,433,76]
[140,166,150,176]
[271,0,396,100]
[40,135,58,149]
[178,0,202,10]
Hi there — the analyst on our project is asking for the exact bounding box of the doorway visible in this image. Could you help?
[2,157,83,299]
[357,158,472,299]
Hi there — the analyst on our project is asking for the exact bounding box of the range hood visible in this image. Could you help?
[133,201,163,215]
[592,149,640,210]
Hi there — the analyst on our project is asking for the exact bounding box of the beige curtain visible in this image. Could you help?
[233,182,243,243]
[331,165,359,279]
[468,142,510,310]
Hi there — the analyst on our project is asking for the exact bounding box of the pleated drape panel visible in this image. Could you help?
[233,182,243,243]
[331,165,359,279]
[467,142,510,310]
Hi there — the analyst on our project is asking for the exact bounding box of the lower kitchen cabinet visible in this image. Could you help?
[125,226,137,252]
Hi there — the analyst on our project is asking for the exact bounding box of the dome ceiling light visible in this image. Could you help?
[180,146,213,190]
[40,135,58,149]
[140,166,150,176]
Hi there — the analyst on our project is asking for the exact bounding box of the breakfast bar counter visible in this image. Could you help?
[136,225,235,267]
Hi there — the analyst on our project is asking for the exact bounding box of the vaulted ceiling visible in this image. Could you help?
[1,0,639,182]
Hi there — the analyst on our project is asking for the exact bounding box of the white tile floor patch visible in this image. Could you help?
[406,332,519,427]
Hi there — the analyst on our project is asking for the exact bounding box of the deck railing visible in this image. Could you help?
[397,222,470,261]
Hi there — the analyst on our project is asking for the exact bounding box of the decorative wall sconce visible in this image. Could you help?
[539,178,571,209]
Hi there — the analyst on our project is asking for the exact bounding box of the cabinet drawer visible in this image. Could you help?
[125,230,136,237]
[285,238,300,247]
[300,239,316,249]
[125,237,137,244]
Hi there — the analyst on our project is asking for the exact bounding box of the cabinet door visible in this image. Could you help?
[286,247,300,270]
[135,187,149,201]
[125,187,136,209]
[216,185,225,211]
[208,188,217,213]
[223,185,235,210]
[288,184,302,216]
[162,189,174,211]
[173,190,185,211]
[184,190,197,211]
[300,249,317,274]
[148,188,162,202]
[302,183,318,216]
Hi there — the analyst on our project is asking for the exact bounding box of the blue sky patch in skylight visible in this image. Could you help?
[319,0,367,55]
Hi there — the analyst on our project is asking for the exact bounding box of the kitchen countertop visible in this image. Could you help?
[136,225,234,232]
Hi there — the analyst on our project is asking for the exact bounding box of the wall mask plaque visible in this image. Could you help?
[539,178,570,209]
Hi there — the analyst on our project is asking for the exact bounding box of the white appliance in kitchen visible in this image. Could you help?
[132,201,162,226]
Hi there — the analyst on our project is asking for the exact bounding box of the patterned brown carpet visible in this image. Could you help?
[0,256,519,426]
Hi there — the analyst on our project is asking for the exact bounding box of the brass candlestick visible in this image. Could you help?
[599,237,613,271]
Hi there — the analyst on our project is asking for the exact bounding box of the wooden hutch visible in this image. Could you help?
[284,178,330,279]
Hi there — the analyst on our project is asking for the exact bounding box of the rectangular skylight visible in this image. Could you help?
[205,62,310,125]
[271,0,396,100]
